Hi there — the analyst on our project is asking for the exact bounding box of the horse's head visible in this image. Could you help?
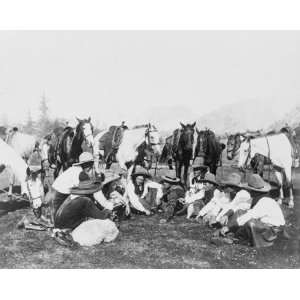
[0,126,7,141]
[227,133,242,160]
[179,122,196,151]
[145,123,161,155]
[237,136,251,169]
[76,117,94,147]
[196,129,208,155]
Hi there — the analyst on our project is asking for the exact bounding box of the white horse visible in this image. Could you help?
[117,124,161,170]
[2,128,40,196]
[93,124,161,172]
[5,128,38,161]
[0,138,35,198]
[238,133,294,208]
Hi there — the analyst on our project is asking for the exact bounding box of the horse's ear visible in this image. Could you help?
[180,122,185,129]
[88,116,91,122]
[76,117,82,123]
[192,122,196,128]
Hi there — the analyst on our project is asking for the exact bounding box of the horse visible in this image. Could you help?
[48,117,94,178]
[194,129,225,175]
[94,123,161,171]
[237,133,294,208]
[226,133,243,161]
[0,138,45,201]
[159,135,174,169]
[163,122,196,185]
[0,127,41,196]
[93,123,129,170]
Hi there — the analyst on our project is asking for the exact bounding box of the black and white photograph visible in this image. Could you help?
[0,3,300,274]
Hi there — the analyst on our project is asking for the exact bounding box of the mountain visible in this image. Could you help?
[133,99,299,136]
[268,105,300,131]
[196,99,298,135]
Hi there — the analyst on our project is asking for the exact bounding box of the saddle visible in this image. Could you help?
[171,128,181,154]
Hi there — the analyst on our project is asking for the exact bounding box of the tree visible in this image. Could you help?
[38,93,52,137]
[23,110,36,134]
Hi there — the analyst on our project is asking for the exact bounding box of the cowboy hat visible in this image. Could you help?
[193,165,209,172]
[102,173,121,186]
[198,172,218,186]
[240,174,271,193]
[70,180,102,195]
[73,152,94,166]
[161,175,181,184]
[28,165,42,173]
[131,166,151,179]
[219,173,242,188]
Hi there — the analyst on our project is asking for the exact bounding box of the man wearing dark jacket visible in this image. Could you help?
[159,174,185,223]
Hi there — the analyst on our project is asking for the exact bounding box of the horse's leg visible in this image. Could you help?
[175,159,180,179]
[285,167,294,208]
[168,158,173,170]
[274,170,284,205]
[183,161,189,187]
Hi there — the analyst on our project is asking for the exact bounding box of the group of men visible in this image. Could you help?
[30,149,289,249]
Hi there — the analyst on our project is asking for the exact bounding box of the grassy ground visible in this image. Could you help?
[0,160,299,268]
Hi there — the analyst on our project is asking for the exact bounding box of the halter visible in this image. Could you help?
[145,124,160,148]
[242,138,252,170]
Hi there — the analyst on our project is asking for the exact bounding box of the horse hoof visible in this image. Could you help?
[277,199,283,205]
[288,202,294,209]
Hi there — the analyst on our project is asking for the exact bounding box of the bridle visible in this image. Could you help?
[145,124,160,149]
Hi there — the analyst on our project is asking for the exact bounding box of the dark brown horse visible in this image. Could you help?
[48,117,94,178]
[161,122,196,185]
[194,129,225,175]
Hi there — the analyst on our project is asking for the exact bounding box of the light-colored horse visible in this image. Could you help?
[93,124,161,171]
[6,128,38,161]
[0,138,43,200]
[2,128,40,196]
[237,133,294,208]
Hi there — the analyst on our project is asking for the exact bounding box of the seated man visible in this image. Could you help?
[159,173,186,223]
[218,174,284,248]
[215,173,252,225]
[184,171,218,219]
[45,152,110,229]
[125,166,163,215]
[189,165,209,188]
[92,173,130,221]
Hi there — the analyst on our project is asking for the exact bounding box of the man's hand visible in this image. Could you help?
[219,215,228,226]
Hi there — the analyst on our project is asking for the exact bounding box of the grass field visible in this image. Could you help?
[0,158,299,268]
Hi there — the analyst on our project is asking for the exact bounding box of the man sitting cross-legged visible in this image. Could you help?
[45,152,110,230]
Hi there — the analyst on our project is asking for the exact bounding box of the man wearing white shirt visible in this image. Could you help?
[46,152,109,228]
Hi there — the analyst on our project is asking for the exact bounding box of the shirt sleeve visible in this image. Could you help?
[236,209,254,226]
[93,190,114,210]
[125,181,147,213]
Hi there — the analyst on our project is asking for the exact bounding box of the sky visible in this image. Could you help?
[0,31,300,128]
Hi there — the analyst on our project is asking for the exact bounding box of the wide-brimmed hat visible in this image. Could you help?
[193,165,209,172]
[73,152,94,166]
[240,174,271,193]
[219,173,242,188]
[131,166,151,179]
[161,175,181,184]
[198,172,218,186]
[71,178,102,195]
[102,173,121,186]
[28,165,42,173]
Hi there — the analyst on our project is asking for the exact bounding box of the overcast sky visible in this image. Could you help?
[0,31,300,127]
